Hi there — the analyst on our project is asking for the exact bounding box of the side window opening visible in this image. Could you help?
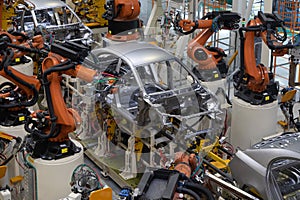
[97,53,138,113]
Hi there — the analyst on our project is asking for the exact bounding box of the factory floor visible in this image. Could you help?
[84,156,121,198]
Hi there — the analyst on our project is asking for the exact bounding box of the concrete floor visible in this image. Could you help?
[84,156,121,199]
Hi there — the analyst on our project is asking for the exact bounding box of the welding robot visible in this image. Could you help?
[227,12,300,200]
[0,31,113,200]
[0,31,43,200]
[173,11,240,108]
[173,11,240,138]
[102,0,142,43]
[231,11,296,150]
[174,11,240,81]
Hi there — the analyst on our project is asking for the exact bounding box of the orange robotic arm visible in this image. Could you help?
[35,52,96,142]
[243,15,292,93]
[102,0,142,41]
[103,0,140,21]
[175,11,240,79]
[0,31,43,106]
[178,19,216,66]
[24,42,97,159]
[112,0,140,21]
[243,17,270,93]
[235,11,295,105]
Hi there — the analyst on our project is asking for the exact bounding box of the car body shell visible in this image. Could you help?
[15,0,93,46]
[229,133,300,200]
[85,41,224,153]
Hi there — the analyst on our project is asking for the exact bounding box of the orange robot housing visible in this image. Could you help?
[234,11,294,105]
[24,42,97,159]
[0,31,43,100]
[102,0,142,41]
[176,11,240,79]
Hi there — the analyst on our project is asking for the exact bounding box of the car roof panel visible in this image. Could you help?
[101,42,176,66]
[25,0,66,10]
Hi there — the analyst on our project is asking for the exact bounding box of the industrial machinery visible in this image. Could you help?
[289,34,300,87]
[0,30,94,160]
[0,31,44,128]
[77,41,224,187]
[173,11,241,141]
[13,0,94,46]
[0,30,45,200]
[0,30,101,199]
[72,0,108,28]
[174,10,241,80]
[230,11,297,150]
[234,11,294,105]
[23,40,97,160]
[22,41,95,198]
[66,163,112,200]
[131,168,215,200]
[277,87,300,131]
[116,139,261,200]
[102,0,142,42]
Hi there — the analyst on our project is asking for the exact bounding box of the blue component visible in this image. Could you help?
[212,16,221,32]
[119,188,132,200]
[294,34,300,47]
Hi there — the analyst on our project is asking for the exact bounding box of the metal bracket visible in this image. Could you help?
[291,48,300,64]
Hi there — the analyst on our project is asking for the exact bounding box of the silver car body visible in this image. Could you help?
[15,0,93,46]
[229,132,300,200]
[88,41,224,156]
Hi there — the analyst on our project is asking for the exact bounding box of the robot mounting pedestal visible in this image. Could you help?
[29,139,84,200]
[230,96,278,150]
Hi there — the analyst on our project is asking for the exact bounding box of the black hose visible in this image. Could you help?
[42,61,73,119]
[176,187,201,200]
[3,49,13,69]
[7,43,41,54]
[0,81,15,90]
[1,49,39,108]
[239,25,265,32]
[9,31,28,41]
[25,116,61,140]
[41,60,72,116]
[266,23,294,50]
[234,28,245,89]
[203,159,234,184]
[0,50,7,70]
[184,181,215,200]
[29,60,74,139]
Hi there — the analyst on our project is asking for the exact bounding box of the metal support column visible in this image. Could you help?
[261,0,273,66]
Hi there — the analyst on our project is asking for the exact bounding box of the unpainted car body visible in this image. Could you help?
[14,0,93,46]
[229,132,300,200]
[86,41,224,161]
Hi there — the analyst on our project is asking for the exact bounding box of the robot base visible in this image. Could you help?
[29,139,84,200]
[230,96,278,150]
[29,138,81,160]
